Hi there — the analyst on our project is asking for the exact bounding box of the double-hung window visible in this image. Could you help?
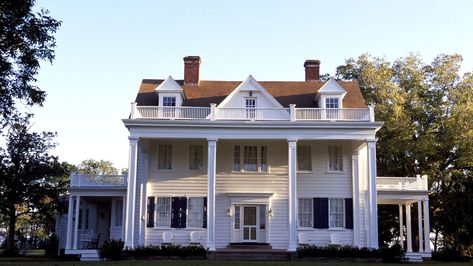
[189,145,203,170]
[233,146,241,171]
[246,98,256,119]
[162,96,176,117]
[329,198,344,228]
[325,98,339,119]
[297,146,312,172]
[298,198,313,228]
[328,146,343,172]
[234,145,268,172]
[325,98,339,108]
[158,145,172,170]
[244,146,258,171]
[188,198,204,228]
[156,197,171,227]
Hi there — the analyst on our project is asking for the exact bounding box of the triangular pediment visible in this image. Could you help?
[154,76,183,93]
[317,77,347,95]
[218,75,284,108]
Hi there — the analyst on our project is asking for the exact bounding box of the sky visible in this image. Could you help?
[31,0,473,169]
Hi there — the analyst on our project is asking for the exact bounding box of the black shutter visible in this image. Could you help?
[313,198,329,229]
[345,198,353,229]
[203,197,207,228]
[171,197,180,228]
[147,197,155,227]
[179,197,187,228]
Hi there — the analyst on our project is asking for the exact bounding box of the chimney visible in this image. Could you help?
[183,56,201,85]
[304,59,320,81]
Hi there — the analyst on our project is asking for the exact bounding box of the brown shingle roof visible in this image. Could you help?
[135,79,366,108]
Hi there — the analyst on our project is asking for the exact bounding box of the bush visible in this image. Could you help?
[99,239,124,261]
[432,248,471,262]
[297,245,380,258]
[44,234,59,257]
[124,244,206,258]
[380,243,405,263]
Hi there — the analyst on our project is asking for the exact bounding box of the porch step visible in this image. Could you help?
[228,243,272,249]
[79,250,100,262]
[208,249,293,261]
[406,252,424,262]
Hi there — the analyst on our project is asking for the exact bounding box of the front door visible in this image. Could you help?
[243,206,257,242]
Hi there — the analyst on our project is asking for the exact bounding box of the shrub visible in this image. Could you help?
[380,243,405,263]
[99,239,124,261]
[297,245,380,258]
[432,248,471,262]
[44,234,59,257]
[124,244,206,258]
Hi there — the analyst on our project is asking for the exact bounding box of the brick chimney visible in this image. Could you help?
[183,56,201,85]
[304,59,320,81]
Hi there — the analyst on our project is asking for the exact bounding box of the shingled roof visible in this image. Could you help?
[135,79,366,108]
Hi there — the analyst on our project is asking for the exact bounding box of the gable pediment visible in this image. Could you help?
[317,78,347,95]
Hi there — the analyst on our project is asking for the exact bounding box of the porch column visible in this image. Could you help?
[423,200,431,253]
[125,136,138,248]
[351,153,360,247]
[367,140,378,248]
[287,139,298,251]
[399,204,404,250]
[207,138,217,251]
[73,195,80,250]
[65,195,74,249]
[418,201,424,252]
[406,204,413,253]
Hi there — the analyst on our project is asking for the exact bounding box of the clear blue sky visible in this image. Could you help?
[32,0,473,169]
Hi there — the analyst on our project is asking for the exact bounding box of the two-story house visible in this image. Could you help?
[56,56,431,262]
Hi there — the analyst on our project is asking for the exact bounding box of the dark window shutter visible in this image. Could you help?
[179,197,187,228]
[171,197,180,228]
[203,197,207,228]
[345,198,353,229]
[313,198,329,229]
[147,197,155,227]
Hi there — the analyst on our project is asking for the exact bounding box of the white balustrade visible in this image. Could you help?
[136,106,211,119]
[296,108,370,121]
[376,176,428,191]
[214,107,290,120]
[70,173,127,187]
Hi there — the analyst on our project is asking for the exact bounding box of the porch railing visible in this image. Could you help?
[376,176,428,191]
[130,103,375,122]
[70,173,127,187]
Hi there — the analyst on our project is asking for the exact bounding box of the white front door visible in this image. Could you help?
[242,206,257,242]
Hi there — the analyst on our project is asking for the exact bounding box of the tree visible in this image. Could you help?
[0,0,61,127]
[336,53,473,254]
[0,115,67,255]
[77,159,119,175]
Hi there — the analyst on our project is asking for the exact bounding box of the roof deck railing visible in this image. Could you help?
[70,173,127,187]
[376,175,428,191]
[130,103,375,122]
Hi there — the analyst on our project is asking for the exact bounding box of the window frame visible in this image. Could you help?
[233,145,268,173]
[155,197,172,228]
[297,198,313,228]
[187,197,204,228]
[297,146,312,172]
[158,144,173,170]
[328,198,345,229]
[162,96,176,107]
[245,97,257,120]
[243,145,258,172]
[328,145,343,172]
[188,145,204,171]
[325,97,340,109]
[113,199,123,227]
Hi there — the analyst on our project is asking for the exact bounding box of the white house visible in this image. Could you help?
[57,56,431,261]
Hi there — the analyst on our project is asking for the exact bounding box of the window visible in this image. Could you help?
[244,146,258,171]
[297,146,312,171]
[259,205,266,230]
[156,197,171,227]
[188,198,204,228]
[261,146,268,172]
[298,198,313,228]
[325,98,339,108]
[328,146,343,172]
[162,96,176,106]
[329,198,344,228]
[189,145,203,170]
[234,206,240,229]
[115,199,123,227]
[233,146,241,171]
[162,96,176,117]
[158,145,172,170]
[246,98,256,119]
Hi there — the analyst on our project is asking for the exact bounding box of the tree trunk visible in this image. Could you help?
[6,207,17,256]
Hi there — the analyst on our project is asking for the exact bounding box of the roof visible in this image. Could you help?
[135,79,366,108]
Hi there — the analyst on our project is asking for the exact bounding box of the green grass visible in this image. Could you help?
[0,260,472,266]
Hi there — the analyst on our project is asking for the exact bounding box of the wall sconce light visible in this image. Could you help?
[268,208,273,217]
[226,207,233,217]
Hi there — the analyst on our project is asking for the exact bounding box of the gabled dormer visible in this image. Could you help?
[154,76,185,107]
[315,77,347,108]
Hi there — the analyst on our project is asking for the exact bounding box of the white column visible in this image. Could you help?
[406,204,413,253]
[423,200,431,253]
[351,153,360,247]
[73,195,80,250]
[287,139,298,251]
[125,137,138,248]
[65,195,74,249]
[418,201,424,252]
[206,138,217,251]
[399,204,404,250]
[367,140,378,248]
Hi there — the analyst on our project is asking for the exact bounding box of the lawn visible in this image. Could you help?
[0,260,472,266]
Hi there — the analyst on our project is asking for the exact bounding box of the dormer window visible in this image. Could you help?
[325,98,339,109]
[162,96,176,107]
[246,98,256,119]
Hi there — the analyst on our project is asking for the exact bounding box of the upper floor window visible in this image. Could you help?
[325,98,339,109]
[189,145,203,170]
[297,146,312,172]
[158,144,172,170]
[328,146,343,172]
[162,96,176,106]
[233,145,267,172]
[246,98,256,119]
[244,146,258,171]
